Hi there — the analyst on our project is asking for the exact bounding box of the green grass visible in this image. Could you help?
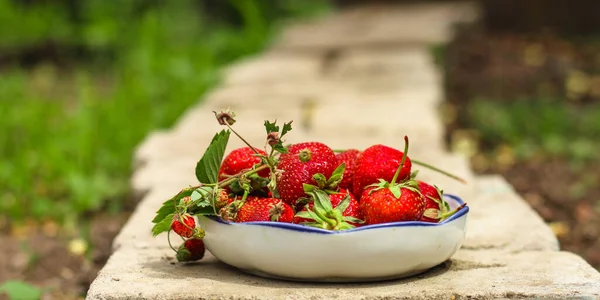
[467,98,600,164]
[0,0,332,227]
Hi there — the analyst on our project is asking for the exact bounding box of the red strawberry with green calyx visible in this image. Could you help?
[418,181,467,223]
[176,238,206,262]
[294,188,363,228]
[359,136,426,225]
[335,149,361,191]
[235,197,294,223]
[219,147,269,180]
[418,181,449,223]
[171,214,197,238]
[352,144,412,201]
[276,142,338,206]
[219,147,270,196]
[294,188,364,230]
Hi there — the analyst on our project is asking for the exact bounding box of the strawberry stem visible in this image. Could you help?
[166,230,179,253]
[332,149,347,153]
[217,164,270,188]
[390,136,410,185]
[222,122,261,155]
[440,203,467,221]
[411,159,467,184]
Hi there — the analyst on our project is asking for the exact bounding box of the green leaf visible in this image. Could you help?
[410,170,419,180]
[389,185,402,199]
[326,163,346,188]
[312,173,327,189]
[151,213,174,237]
[0,280,42,300]
[281,121,293,136]
[313,190,333,212]
[294,211,313,219]
[151,199,176,223]
[344,216,364,224]
[272,143,287,154]
[191,190,202,201]
[152,187,195,223]
[264,120,279,134]
[195,130,231,184]
[190,205,217,216]
[305,208,323,222]
[302,183,318,193]
[334,193,351,214]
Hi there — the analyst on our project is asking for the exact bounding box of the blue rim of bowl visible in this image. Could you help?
[203,194,469,234]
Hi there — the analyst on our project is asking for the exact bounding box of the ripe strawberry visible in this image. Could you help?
[219,147,269,180]
[276,142,338,206]
[359,185,425,224]
[294,189,364,230]
[235,197,294,223]
[352,144,412,200]
[418,181,448,223]
[176,238,206,262]
[294,189,362,227]
[358,136,425,225]
[335,149,361,191]
[171,214,196,238]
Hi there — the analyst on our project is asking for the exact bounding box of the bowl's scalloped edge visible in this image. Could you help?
[201,194,469,234]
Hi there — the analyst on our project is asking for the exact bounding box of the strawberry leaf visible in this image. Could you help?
[313,190,333,212]
[264,120,279,134]
[334,193,351,214]
[191,190,202,201]
[281,121,293,137]
[152,187,195,223]
[195,130,231,184]
[389,185,402,199]
[190,205,217,216]
[344,216,364,224]
[152,199,176,224]
[304,207,324,223]
[313,173,327,189]
[152,213,174,237]
[326,163,346,188]
[302,183,318,193]
[272,143,288,154]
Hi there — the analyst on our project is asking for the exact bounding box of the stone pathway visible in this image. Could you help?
[87,3,600,299]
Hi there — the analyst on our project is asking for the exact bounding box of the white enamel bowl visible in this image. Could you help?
[198,194,469,283]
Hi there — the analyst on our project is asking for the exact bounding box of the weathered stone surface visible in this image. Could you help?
[272,3,479,51]
[464,175,560,252]
[87,247,600,300]
[308,101,445,151]
[220,53,322,86]
[326,46,442,87]
[113,185,190,251]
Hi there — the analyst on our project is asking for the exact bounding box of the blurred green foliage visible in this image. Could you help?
[468,98,600,164]
[0,0,331,226]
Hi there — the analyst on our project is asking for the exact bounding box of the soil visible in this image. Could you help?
[442,22,600,269]
[0,213,131,299]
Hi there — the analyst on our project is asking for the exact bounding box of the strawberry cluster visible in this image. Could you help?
[151,110,467,262]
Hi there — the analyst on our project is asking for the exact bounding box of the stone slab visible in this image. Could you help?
[86,248,600,300]
[272,3,480,52]
[308,101,445,149]
[326,46,441,85]
[465,175,560,252]
[201,82,442,111]
[220,53,322,86]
